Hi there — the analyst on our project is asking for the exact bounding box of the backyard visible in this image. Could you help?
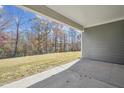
[0,51,80,86]
[0,6,81,86]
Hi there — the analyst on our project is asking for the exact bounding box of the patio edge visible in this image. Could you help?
[1,59,79,88]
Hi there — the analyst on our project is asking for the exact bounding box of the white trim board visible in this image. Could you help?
[1,59,79,88]
[85,17,124,28]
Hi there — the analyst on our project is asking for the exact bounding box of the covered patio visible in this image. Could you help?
[2,5,124,88]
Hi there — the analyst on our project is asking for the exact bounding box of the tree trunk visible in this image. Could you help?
[45,32,48,53]
[54,36,57,52]
[13,23,19,57]
[63,34,66,52]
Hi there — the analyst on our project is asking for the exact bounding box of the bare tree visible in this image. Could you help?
[13,11,33,56]
[13,15,22,56]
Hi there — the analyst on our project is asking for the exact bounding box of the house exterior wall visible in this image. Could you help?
[82,20,124,64]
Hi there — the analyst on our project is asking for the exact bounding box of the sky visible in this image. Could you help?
[3,5,35,19]
[2,5,36,32]
[0,5,3,9]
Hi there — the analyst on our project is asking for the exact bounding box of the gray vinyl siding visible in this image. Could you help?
[83,20,124,64]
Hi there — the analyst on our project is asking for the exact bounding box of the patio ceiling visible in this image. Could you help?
[47,5,124,28]
[22,5,124,30]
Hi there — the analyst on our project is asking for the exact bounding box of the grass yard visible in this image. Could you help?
[0,51,80,86]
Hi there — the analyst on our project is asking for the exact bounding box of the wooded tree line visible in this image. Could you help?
[0,6,81,59]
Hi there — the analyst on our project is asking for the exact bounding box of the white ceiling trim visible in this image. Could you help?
[85,17,124,28]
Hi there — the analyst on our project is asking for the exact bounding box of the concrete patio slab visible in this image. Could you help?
[29,58,124,88]
[30,69,115,88]
[2,58,124,88]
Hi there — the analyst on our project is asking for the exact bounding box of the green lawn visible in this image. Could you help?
[0,51,80,86]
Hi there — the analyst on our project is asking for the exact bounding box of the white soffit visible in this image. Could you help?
[47,5,124,28]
